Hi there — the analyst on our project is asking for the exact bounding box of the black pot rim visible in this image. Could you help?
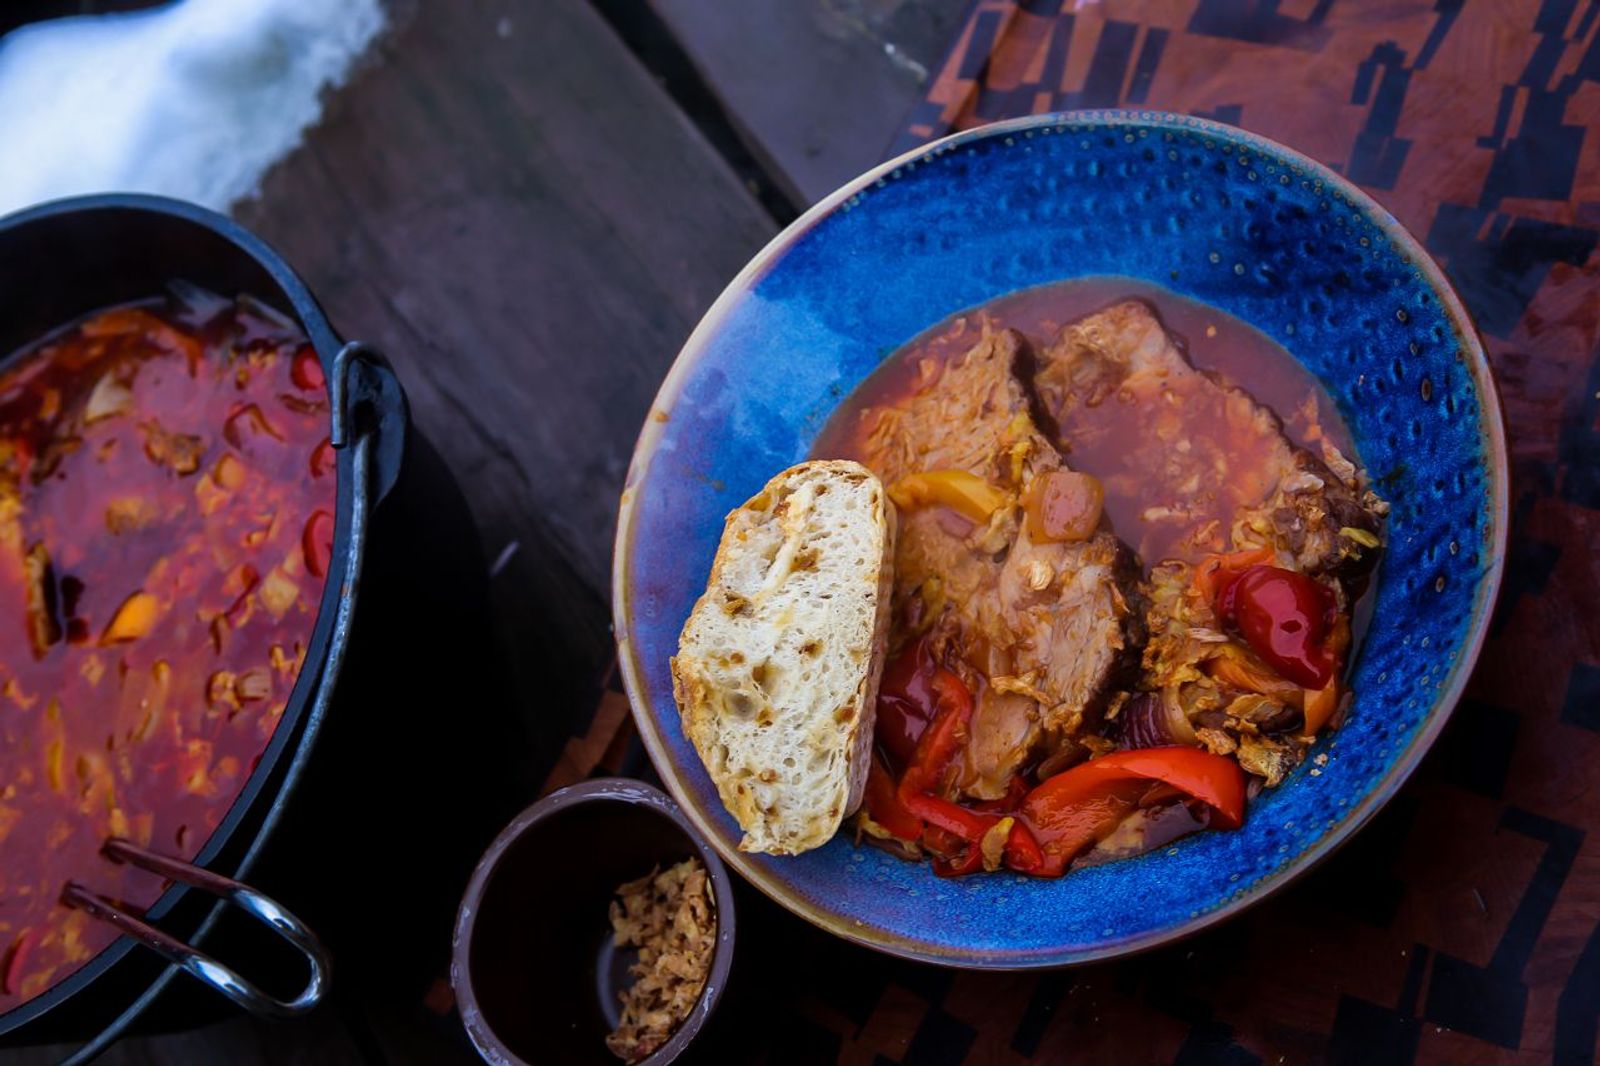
[0,193,362,1037]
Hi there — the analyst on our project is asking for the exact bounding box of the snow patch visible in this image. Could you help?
[0,0,385,215]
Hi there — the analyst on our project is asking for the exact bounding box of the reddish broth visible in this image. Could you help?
[814,277,1356,567]
[814,279,1370,875]
[0,294,334,1007]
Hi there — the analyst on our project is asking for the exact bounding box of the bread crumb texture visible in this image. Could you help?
[672,460,894,854]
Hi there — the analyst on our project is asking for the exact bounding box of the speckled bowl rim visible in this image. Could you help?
[612,109,1510,970]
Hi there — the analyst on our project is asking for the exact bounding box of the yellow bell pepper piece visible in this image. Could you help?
[887,470,1008,525]
[1302,614,1352,737]
[101,591,161,645]
[1302,678,1340,736]
[1205,645,1305,707]
[45,738,63,793]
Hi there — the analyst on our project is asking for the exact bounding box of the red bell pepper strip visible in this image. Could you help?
[290,345,325,392]
[1066,748,1247,829]
[931,844,984,878]
[1020,747,1248,876]
[1003,821,1045,874]
[898,667,974,795]
[928,819,1045,877]
[921,822,979,877]
[1021,774,1151,876]
[893,665,982,838]
[864,755,923,841]
[309,437,335,479]
[920,824,967,856]
[873,665,1163,880]
[901,790,996,841]
[893,668,1026,876]
[302,510,335,579]
[875,638,939,769]
[972,773,1030,814]
[2,929,35,997]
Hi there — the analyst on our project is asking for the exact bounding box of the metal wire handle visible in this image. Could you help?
[61,840,330,1019]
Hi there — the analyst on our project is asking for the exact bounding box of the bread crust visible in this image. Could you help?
[671,460,895,855]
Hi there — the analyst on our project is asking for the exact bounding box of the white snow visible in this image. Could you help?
[0,0,385,216]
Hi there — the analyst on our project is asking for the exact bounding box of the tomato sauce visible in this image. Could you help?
[0,292,334,1007]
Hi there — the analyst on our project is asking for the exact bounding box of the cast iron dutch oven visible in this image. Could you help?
[0,194,406,1062]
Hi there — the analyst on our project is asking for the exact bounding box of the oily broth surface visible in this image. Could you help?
[812,277,1359,570]
[0,295,334,1006]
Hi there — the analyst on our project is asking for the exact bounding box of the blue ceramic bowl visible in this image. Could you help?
[613,111,1508,968]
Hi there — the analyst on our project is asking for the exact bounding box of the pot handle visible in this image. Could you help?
[62,839,329,1019]
[331,340,408,504]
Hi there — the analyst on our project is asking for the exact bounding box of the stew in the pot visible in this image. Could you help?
[0,289,334,1007]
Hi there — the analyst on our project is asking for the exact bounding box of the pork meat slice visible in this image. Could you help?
[855,323,1143,798]
[1032,300,1384,580]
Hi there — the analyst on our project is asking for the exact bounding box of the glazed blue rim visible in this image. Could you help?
[613,110,1509,969]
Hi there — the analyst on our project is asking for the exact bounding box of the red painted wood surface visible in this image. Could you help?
[555,3,1600,1064]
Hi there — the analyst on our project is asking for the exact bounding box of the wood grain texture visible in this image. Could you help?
[230,0,776,1052]
[12,0,779,1062]
[234,0,779,793]
[649,0,971,205]
[240,0,776,595]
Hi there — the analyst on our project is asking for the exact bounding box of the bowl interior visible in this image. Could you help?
[458,790,731,1066]
[616,112,1506,966]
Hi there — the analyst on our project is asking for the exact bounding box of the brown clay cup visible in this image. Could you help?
[452,778,736,1066]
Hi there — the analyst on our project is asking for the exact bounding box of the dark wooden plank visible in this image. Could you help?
[646,0,972,205]
[241,0,776,597]
[232,0,775,1055]
[7,0,779,1062]
[236,0,779,782]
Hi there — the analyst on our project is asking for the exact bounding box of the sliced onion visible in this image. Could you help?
[1116,689,1200,749]
[1161,686,1203,746]
[1073,800,1209,869]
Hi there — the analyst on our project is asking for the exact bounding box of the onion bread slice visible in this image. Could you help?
[671,460,895,855]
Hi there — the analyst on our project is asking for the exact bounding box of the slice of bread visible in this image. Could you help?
[671,460,895,855]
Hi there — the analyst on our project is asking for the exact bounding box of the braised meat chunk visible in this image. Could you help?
[1033,300,1385,784]
[854,323,1143,798]
[809,280,1386,881]
[1033,299,1384,579]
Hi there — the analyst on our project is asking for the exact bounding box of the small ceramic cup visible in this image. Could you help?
[451,779,736,1066]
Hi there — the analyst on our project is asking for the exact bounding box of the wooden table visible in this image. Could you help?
[15,1,1600,1063]
[13,0,960,1061]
